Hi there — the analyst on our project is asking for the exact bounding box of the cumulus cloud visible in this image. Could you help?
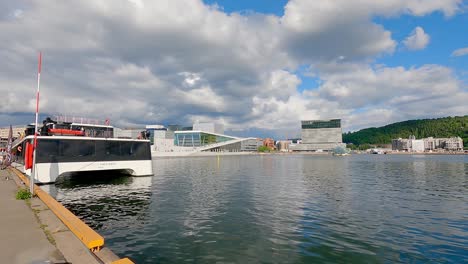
[403,26,430,50]
[312,62,466,130]
[0,0,465,136]
[451,47,468,57]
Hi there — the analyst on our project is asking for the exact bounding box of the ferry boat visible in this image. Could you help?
[11,118,153,184]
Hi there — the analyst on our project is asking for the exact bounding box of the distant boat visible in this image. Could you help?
[332,146,351,156]
[370,149,385,154]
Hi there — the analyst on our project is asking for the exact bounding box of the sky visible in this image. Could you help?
[0,0,467,138]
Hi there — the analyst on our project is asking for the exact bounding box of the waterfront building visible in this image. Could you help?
[392,136,424,152]
[172,130,257,152]
[290,119,345,152]
[241,138,264,152]
[148,122,257,154]
[276,140,291,152]
[411,139,425,152]
[174,131,235,147]
[443,137,464,151]
[423,137,436,150]
[145,125,171,143]
[263,138,276,150]
[392,136,464,152]
[392,138,410,151]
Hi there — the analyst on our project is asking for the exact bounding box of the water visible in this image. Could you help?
[46,154,468,263]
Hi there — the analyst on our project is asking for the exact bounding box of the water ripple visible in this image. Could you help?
[47,154,468,263]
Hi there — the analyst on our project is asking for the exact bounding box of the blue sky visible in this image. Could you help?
[204,0,288,15]
[0,0,467,138]
[205,0,468,91]
[375,12,468,69]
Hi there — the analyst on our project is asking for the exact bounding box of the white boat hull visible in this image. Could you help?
[16,160,153,184]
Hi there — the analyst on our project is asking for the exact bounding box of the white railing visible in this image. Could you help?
[55,115,110,126]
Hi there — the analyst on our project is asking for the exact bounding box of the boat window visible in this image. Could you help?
[106,141,120,156]
[121,142,135,156]
[133,142,149,158]
[77,141,95,157]
[34,138,150,163]
[38,140,60,158]
[60,140,78,157]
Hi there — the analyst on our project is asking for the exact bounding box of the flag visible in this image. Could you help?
[5,125,13,166]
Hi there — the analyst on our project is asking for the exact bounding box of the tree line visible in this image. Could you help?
[343,116,468,149]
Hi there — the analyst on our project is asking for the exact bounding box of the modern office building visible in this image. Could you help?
[290,119,345,152]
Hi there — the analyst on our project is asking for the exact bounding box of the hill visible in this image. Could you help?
[343,116,468,148]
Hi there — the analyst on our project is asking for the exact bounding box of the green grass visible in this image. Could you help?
[15,188,32,200]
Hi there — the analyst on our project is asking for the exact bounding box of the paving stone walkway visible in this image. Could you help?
[0,169,65,263]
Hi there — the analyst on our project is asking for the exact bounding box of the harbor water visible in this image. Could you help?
[46,154,468,263]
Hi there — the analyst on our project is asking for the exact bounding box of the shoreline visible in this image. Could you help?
[385,152,467,155]
[152,151,467,158]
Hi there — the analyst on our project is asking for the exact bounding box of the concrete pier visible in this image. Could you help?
[0,169,101,264]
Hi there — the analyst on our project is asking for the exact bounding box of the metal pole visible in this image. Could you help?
[31,52,42,194]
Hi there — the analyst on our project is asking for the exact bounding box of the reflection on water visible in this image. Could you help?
[46,172,152,231]
[47,155,468,263]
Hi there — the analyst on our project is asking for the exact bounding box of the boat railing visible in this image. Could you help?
[55,115,110,126]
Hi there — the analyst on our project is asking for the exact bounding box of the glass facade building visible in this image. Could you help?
[301,119,341,129]
[174,132,236,147]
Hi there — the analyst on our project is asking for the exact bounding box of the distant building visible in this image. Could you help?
[290,119,345,152]
[114,127,143,139]
[443,137,464,151]
[0,126,27,151]
[392,136,463,152]
[241,138,263,152]
[147,122,257,153]
[0,126,26,140]
[276,140,291,152]
[411,139,425,152]
[263,138,276,150]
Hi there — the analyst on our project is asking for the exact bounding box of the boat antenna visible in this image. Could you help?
[31,52,42,194]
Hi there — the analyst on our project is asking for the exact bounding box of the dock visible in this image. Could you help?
[0,168,132,263]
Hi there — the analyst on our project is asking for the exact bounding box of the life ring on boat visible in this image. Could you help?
[48,128,85,136]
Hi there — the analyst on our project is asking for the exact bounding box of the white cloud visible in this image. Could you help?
[175,86,226,112]
[451,47,468,57]
[403,26,430,50]
[241,62,467,134]
[179,72,202,87]
[0,0,465,135]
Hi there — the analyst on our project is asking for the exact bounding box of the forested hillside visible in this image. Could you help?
[343,116,468,148]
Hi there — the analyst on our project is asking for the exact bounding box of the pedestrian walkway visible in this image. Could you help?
[0,169,64,263]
